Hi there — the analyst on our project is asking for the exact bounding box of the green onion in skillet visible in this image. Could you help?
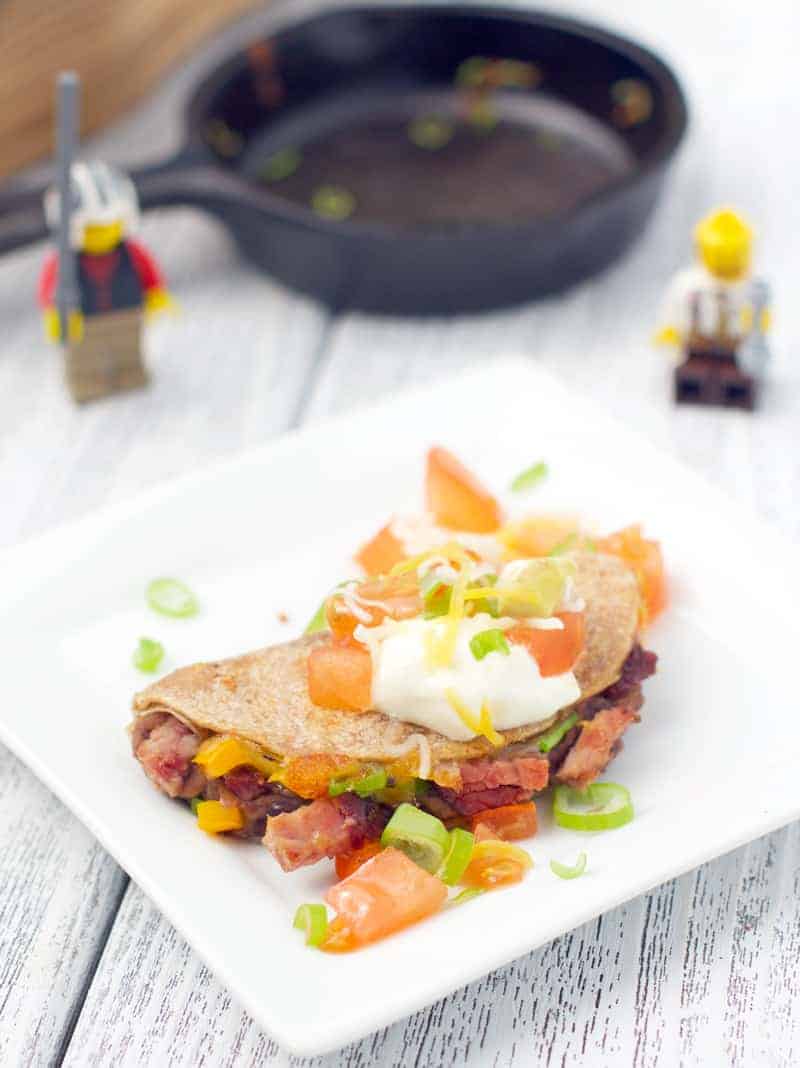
[312,185,356,220]
[260,147,302,182]
[408,116,454,150]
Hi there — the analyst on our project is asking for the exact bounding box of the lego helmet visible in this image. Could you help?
[695,208,752,282]
[45,161,140,249]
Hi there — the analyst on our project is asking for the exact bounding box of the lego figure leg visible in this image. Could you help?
[65,308,148,403]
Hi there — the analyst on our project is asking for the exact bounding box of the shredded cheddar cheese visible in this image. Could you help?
[445,688,504,746]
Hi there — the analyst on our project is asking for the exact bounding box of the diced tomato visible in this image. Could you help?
[322,847,448,951]
[334,840,383,880]
[461,839,533,889]
[468,802,538,841]
[506,612,584,676]
[280,753,358,799]
[499,516,580,557]
[307,640,373,712]
[355,523,407,576]
[597,525,667,624]
[425,446,502,534]
[326,574,422,641]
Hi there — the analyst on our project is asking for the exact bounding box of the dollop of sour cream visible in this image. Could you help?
[355,613,580,742]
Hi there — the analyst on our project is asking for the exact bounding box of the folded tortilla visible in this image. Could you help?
[132,553,639,774]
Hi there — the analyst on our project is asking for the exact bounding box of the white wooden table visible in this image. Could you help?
[1,1,798,1064]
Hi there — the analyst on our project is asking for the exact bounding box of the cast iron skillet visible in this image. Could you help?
[0,5,687,314]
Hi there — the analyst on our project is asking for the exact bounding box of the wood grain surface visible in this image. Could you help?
[0,0,798,1064]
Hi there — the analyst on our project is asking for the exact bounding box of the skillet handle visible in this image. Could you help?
[0,148,233,256]
[0,182,50,255]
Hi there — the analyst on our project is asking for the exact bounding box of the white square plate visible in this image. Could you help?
[2,360,799,1056]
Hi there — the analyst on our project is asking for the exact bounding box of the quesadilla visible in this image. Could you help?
[131,550,657,871]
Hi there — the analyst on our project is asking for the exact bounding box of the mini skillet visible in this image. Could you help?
[0,5,687,314]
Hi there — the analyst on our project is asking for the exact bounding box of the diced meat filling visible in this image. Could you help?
[131,645,656,863]
[554,705,639,789]
[264,795,390,871]
[436,754,550,816]
[132,712,207,799]
[204,768,305,838]
[425,644,656,818]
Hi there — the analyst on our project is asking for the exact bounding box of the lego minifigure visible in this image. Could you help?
[38,160,173,403]
[656,208,770,410]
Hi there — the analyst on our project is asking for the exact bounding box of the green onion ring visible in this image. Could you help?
[380,803,450,874]
[549,851,588,880]
[293,903,328,948]
[437,828,475,885]
[553,783,634,831]
[146,578,199,618]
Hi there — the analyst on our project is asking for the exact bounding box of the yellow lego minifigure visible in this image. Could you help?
[655,208,770,409]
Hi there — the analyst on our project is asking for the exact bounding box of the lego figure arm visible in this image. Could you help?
[37,252,83,342]
[653,272,688,347]
[127,240,176,315]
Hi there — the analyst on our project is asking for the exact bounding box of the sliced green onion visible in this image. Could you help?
[583,538,598,553]
[133,636,164,673]
[293,903,328,948]
[408,116,454,150]
[446,887,487,908]
[548,533,579,557]
[305,597,329,634]
[261,147,302,182]
[329,768,388,798]
[312,185,356,220]
[423,577,453,619]
[146,578,198,618]
[455,56,487,88]
[189,797,202,816]
[380,803,450,874]
[374,778,420,806]
[437,828,475,885]
[469,628,510,661]
[510,461,548,493]
[553,782,634,832]
[500,558,572,618]
[305,581,352,634]
[469,100,497,132]
[537,713,579,753]
[550,851,587,880]
[466,573,499,618]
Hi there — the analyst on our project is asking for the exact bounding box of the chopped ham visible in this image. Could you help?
[264,795,390,871]
[132,712,206,799]
[459,754,549,792]
[436,753,550,816]
[554,706,639,789]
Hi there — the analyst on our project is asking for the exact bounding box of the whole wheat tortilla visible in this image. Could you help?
[132,552,639,776]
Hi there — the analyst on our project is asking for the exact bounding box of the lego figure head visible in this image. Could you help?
[45,161,140,255]
[694,208,752,282]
